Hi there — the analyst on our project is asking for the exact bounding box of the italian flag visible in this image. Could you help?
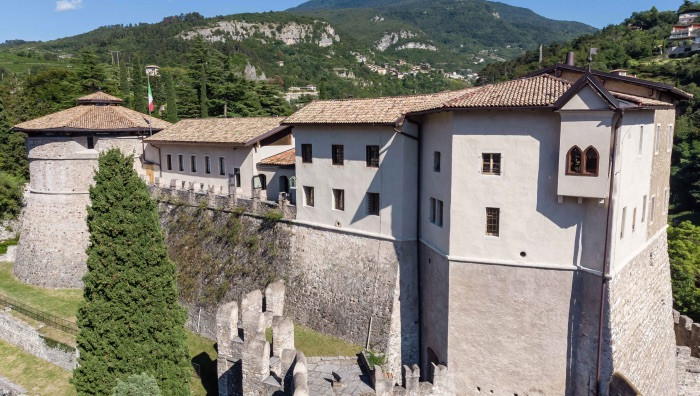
[147,80,154,113]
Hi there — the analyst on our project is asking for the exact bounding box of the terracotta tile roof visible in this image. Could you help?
[145,117,286,145]
[282,90,471,125]
[610,91,672,107]
[13,105,171,132]
[76,91,124,104]
[259,148,295,167]
[444,75,573,108]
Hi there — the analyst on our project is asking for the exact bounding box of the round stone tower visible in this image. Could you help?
[12,92,171,288]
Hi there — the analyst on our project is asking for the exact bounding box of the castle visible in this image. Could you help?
[13,63,692,395]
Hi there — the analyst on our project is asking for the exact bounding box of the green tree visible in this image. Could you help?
[76,48,107,93]
[119,61,132,107]
[162,70,178,122]
[188,37,210,118]
[0,94,27,179]
[669,221,700,321]
[112,373,162,396]
[0,173,23,221]
[72,149,189,395]
[131,55,148,113]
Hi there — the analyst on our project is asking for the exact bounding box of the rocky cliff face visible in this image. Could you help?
[180,20,341,47]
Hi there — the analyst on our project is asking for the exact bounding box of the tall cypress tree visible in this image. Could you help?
[76,48,107,93]
[188,37,209,118]
[118,61,132,108]
[162,70,178,123]
[73,149,189,395]
[131,55,147,113]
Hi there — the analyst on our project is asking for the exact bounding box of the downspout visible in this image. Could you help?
[403,116,423,373]
[596,108,624,395]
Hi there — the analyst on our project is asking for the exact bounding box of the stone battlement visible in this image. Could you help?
[674,310,700,358]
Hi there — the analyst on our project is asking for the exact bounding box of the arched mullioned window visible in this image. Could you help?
[567,146,583,174]
[567,145,599,176]
[584,146,599,176]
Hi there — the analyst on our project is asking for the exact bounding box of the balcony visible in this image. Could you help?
[670,29,693,40]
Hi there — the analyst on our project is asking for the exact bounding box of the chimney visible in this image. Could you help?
[565,52,575,66]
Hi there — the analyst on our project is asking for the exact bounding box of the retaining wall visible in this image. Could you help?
[0,310,76,370]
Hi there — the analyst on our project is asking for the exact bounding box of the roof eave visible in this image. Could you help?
[244,125,292,147]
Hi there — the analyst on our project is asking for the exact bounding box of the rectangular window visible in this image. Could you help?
[205,156,211,174]
[664,188,670,211]
[433,151,441,172]
[333,189,345,211]
[178,155,184,172]
[650,196,656,222]
[303,186,314,207]
[654,124,660,154]
[166,154,172,171]
[366,145,380,168]
[667,125,673,152]
[87,136,95,149]
[301,144,313,163]
[641,195,647,222]
[482,153,501,175]
[429,197,443,227]
[219,157,225,175]
[638,126,644,156]
[620,207,627,239]
[367,193,380,216]
[190,155,197,173]
[632,208,637,232]
[486,207,500,236]
[233,168,241,187]
[332,145,344,165]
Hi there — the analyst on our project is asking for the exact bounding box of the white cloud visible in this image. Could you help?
[55,0,83,12]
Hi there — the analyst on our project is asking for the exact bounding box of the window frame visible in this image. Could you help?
[303,186,315,207]
[429,197,444,228]
[620,207,627,239]
[366,145,380,168]
[485,207,500,237]
[178,154,184,172]
[219,157,226,176]
[190,155,197,173]
[301,144,313,163]
[632,207,637,233]
[433,151,441,173]
[566,145,599,177]
[367,192,380,216]
[332,188,345,211]
[86,136,95,149]
[166,154,172,171]
[641,195,647,223]
[667,125,673,152]
[204,156,211,174]
[654,124,660,155]
[650,195,656,223]
[481,153,501,175]
[233,168,241,188]
[332,145,344,166]
[638,126,644,157]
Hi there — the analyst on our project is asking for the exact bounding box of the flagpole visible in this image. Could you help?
[146,72,153,137]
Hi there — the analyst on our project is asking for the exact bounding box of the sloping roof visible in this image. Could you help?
[14,105,171,132]
[76,91,124,105]
[282,90,471,125]
[259,148,295,167]
[610,91,673,107]
[445,75,572,108]
[145,117,287,145]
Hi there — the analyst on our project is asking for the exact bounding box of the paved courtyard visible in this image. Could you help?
[306,356,374,396]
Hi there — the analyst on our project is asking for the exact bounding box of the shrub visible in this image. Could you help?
[112,373,162,396]
[669,221,700,321]
[0,172,23,221]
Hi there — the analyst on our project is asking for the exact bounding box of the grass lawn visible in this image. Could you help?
[0,262,82,321]
[266,323,363,357]
[0,338,76,395]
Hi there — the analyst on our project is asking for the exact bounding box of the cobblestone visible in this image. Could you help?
[306,358,374,396]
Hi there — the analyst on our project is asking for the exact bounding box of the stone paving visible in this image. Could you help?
[677,346,700,396]
[306,356,374,396]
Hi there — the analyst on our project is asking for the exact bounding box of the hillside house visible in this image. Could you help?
[668,8,700,56]
[144,117,293,201]
[284,65,691,395]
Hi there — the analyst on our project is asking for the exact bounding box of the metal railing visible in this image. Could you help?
[0,293,78,335]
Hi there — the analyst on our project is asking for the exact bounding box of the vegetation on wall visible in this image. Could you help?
[669,221,700,321]
[73,149,189,395]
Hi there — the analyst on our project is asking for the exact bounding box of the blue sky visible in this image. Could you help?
[0,1,687,43]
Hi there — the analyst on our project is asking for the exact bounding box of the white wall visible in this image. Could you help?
[293,124,417,240]
[421,110,608,272]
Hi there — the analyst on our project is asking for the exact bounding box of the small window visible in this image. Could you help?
[433,151,441,172]
[301,144,313,163]
[664,188,669,211]
[650,196,656,222]
[486,207,500,236]
[205,156,211,174]
[332,145,344,165]
[234,168,241,187]
[178,155,184,172]
[641,195,647,222]
[366,145,380,168]
[638,126,644,156]
[367,193,380,216]
[667,125,673,152]
[254,174,267,190]
[482,153,501,175]
[219,157,226,175]
[567,146,582,174]
[584,147,599,176]
[166,154,172,171]
[429,197,443,227]
[333,189,344,211]
[632,208,637,232]
[303,186,314,207]
[620,207,627,239]
[654,124,660,154]
[190,155,197,173]
[87,136,95,149]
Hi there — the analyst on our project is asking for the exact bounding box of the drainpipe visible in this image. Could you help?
[595,108,624,395]
[403,116,423,375]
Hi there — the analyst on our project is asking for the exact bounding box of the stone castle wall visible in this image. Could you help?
[607,230,677,395]
[674,310,700,358]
